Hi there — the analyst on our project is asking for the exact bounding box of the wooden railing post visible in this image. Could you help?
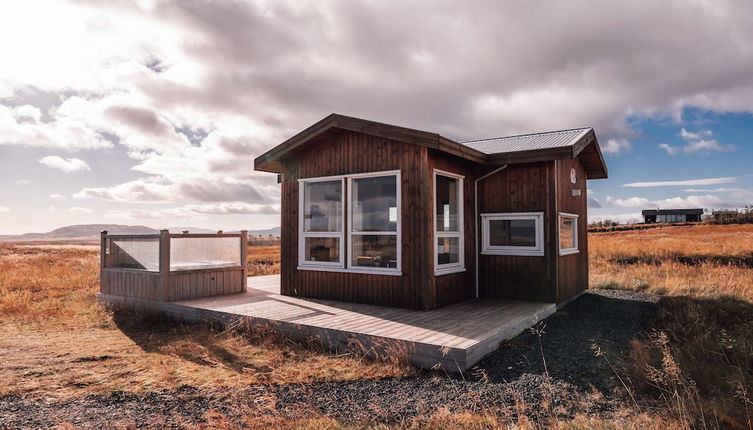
[240,230,248,292]
[160,229,171,301]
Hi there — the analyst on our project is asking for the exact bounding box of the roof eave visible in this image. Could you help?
[254,113,488,173]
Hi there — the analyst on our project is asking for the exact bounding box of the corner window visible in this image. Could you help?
[481,212,544,256]
[299,179,344,267]
[558,212,579,256]
[434,170,464,275]
[298,170,401,274]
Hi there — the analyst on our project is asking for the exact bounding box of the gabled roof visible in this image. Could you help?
[254,114,608,179]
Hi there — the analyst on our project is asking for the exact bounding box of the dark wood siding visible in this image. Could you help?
[477,162,557,302]
[555,158,589,303]
[427,150,478,308]
[279,129,431,310]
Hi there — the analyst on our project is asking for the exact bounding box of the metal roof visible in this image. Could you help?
[461,127,592,155]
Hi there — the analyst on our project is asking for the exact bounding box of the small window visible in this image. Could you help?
[434,170,464,275]
[481,212,544,256]
[559,212,579,256]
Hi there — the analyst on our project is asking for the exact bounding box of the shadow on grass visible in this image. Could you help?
[641,294,753,422]
[111,310,259,373]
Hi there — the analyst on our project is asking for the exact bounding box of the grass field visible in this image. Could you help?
[1,224,752,428]
[0,245,408,402]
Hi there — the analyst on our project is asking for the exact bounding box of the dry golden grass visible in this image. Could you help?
[0,243,409,400]
[591,223,753,428]
[247,245,281,276]
[590,223,753,300]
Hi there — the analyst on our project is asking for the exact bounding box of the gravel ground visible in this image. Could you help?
[0,289,658,429]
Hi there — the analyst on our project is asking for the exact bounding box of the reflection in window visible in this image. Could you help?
[435,172,464,274]
[304,237,340,262]
[559,213,578,255]
[489,219,536,247]
[351,235,398,268]
[304,180,342,232]
[351,176,397,232]
[437,237,460,265]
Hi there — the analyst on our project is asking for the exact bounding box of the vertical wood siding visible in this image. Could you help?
[477,162,558,302]
[555,158,589,302]
[280,130,430,310]
[427,150,478,308]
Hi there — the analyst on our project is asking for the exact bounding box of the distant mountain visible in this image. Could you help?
[246,226,281,237]
[0,224,281,243]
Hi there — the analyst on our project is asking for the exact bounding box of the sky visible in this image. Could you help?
[0,0,752,234]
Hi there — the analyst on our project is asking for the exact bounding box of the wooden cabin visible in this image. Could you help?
[255,114,608,311]
[642,208,703,223]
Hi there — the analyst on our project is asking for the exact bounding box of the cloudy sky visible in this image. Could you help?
[1,0,752,234]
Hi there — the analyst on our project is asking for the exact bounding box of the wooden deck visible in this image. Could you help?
[99,274,556,370]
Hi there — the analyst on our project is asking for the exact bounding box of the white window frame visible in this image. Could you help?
[558,212,579,256]
[297,176,345,269]
[347,170,402,275]
[433,169,465,275]
[481,212,544,256]
[297,170,401,276]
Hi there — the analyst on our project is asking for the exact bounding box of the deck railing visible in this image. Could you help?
[100,230,248,302]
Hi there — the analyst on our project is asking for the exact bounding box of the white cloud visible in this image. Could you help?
[105,202,280,220]
[605,196,651,208]
[69,207,94,214]
[673,128,734,153]
[49,193,67,200]
[15,178,32,186]
[0,206,10,213]
[38,156,91,173]
[588,197,602,208]
[602,138,632,155]
[624,177,736,187]
[588,212,643,225]
[658,143,679,155]
[682,138,734,153]
[605,193,748,209]
[680,128,712,141]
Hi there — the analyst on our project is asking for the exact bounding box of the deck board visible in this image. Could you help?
[100,274,556,370]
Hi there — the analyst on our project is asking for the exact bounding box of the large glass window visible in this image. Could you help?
[299,179,343,267]
[349,174,400,272]
[559,213,579,255]
[298,171,400,273]
[434,170,464,274]
[481,212,544,256]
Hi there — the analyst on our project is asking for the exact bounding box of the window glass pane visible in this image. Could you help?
[351,235,398,268]
[435,175,459,232]
[170,237,241,271]
[304,180,341,232]
[351,175,397,232]
[489,219,536,247]
[108,238,159,271]
[304,237,339,262]
[437,237,460,265]
[559,217,576,249]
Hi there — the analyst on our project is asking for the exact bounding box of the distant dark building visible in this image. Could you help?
[642,208,703,223]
